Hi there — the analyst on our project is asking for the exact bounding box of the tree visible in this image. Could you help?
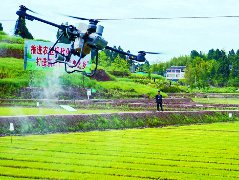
[228,49,239,86]
[207,49,224,61]
[184,57,214,89]
[190,50,200,59]
[142,60,150,72]
[213,49,225,61]
[206,49,229,86]
[228,49,235,57]
[169,56,192,66]
[207,49,215,60]
[103,48,113,62]
[117,46,126,59]
[150,63,165,75]
[217,53,230,86]
[108,55,130,76]
[208,60,219,86]
[98,51,111,68]
[0,23,3,31]
[14,17,33,39]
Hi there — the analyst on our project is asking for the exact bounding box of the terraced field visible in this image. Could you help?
[0,122,239,179]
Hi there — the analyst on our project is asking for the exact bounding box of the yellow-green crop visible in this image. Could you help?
[0,122,239,179]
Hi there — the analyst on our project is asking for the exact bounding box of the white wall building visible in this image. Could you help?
[166,66,186,81]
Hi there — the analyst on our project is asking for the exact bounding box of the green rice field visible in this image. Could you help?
[0,122,239,179]
[193,98,239,104]
[0,107,122,116]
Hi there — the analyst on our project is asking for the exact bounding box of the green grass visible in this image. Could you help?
[0,58,166,99]
[0,35,24,44]
[0,31,7,35]
[1,122,239,179]
[191,87,238,93]
[0,107,123,116]
[98,81,167,97]
[193,98,239,104]
[0,58,28,78]
[0,43,24,50]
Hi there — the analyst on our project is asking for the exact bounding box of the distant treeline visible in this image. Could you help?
[151,49,239,88]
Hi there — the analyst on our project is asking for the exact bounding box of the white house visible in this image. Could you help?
[165,66,186,81]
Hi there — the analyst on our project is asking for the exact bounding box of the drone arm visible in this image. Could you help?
[105,46,137,60]
[16,7,64,30]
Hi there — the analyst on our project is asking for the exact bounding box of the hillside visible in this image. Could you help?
[0,31,24,58]
[0,31,169,99]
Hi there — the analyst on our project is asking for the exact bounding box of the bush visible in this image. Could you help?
[108,70,130,77]
[129,73,167,85]
[161,85,182,93]
[97,81,166,98]
[191,86,238,93]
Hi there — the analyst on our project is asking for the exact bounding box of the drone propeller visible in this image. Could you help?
[66,15,174,22]
[18,5,38,14]
[66,14,239,22]
[133,51,162,62]
[66,15,91,21]
[138,51,162,55]
[66,15,122,22]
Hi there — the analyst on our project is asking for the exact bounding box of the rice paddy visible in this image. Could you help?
[0,121,239,179]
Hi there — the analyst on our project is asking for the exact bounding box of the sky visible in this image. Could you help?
[1,0,239,63]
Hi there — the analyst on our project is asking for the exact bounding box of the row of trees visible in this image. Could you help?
[151,49,239,88]
[188,49,239,88]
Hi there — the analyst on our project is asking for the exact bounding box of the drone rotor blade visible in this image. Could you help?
[66,15,90,21]
[46,9,239,22]
[66,15,124,22]
[26,8,38,14]
[67,15,239,22]
[126,16,239,20]
[218,15,239,18]
[18,5,39,14]
[144,51,162,54]
[95,18,123,21]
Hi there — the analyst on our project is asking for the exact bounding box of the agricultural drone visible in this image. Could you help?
[15,5,161,76]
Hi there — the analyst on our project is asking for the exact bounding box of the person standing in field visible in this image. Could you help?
[155,90,163,111]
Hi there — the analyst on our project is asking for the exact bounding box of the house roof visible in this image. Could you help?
[166,66,186,70]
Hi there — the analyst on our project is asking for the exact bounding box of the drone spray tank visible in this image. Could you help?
[96,25,104,36]
[86,20,108,50]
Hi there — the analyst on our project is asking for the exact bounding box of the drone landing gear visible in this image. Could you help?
[47,30,98,76]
